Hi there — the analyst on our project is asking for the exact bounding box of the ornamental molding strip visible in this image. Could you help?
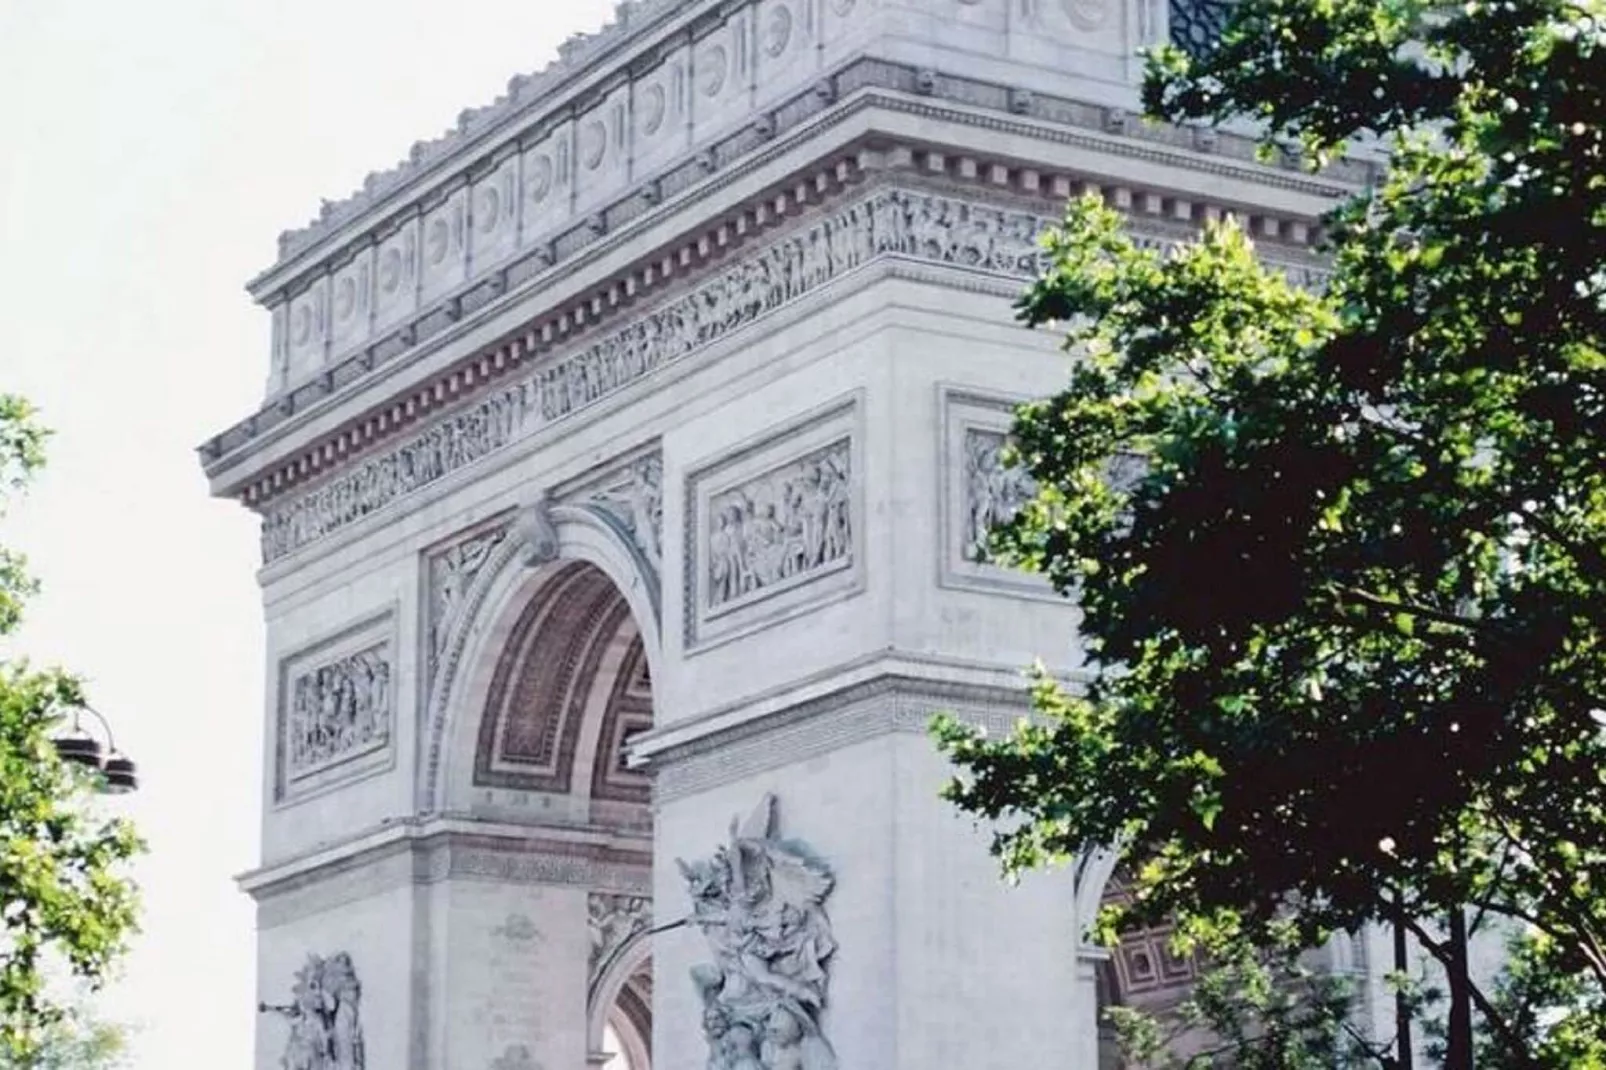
[648,671,1035,801]
[245,822,654,926]
[274,610,397,804]
[203,52,1358,478]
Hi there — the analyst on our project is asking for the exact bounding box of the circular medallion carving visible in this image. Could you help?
[427,218,451,265]
[292,305,313,345]
[765,5,793,57]
[582,120,607,170]
[334,277,356,321]
[1061,0,1108,29]
[527,156,554,203]
[379,248,403,294]
[641,84,666,136]
[701,45,728,97]
[476,186,501,234]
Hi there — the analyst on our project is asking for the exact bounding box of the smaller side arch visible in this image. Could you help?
[588,926,653,1062]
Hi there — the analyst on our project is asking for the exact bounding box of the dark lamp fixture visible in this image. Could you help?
[50,705,139,795]
[100,753,138,794]
[53,730,103,770]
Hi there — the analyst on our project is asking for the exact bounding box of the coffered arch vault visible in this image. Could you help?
[425,502,661,817]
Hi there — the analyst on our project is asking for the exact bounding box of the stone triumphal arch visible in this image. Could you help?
[202,2,1387,1067]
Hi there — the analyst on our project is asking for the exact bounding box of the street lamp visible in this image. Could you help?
[51,705,138,794]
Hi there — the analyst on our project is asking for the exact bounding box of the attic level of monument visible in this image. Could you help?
[232,158,1336,572]
[202,131,1352,527]
[200,31,1371,494]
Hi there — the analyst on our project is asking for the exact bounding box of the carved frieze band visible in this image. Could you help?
[261,187,1040,564]
[276,612,396,803]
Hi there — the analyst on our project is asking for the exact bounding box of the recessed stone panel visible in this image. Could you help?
[573,84,633,216]
[630,50,690,179]
[419,188,470,302]
[327,249,373,357]
[285,278,329,384]
[938,387,1057,600]
[471,156,520,272]
[372,217,419,333]
[521,123,574,245]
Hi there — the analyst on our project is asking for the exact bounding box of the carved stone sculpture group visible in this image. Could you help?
[707,442,851,609]
[287,646,391,778]
[679,794,838,1070]
[259,952,366,1070]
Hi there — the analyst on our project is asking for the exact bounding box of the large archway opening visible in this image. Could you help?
[459,556,657,1070]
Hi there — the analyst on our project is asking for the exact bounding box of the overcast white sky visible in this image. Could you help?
[0,1,616,1063]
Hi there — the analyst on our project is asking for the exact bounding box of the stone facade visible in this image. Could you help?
[206,3,1385,1070]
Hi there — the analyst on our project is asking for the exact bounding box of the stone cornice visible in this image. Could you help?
[240,813,652,906]
[639,664,1054,803]
[204,55,1367,486]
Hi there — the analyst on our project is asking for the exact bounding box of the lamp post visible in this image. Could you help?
[50,704,138,794]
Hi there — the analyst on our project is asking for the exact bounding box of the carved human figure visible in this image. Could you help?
[965,430,1036,561]
[324,953,365,1070]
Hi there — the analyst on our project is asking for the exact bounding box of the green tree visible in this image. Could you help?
[933,0,1606,1063]
[0,395,142,1061]
[0,994,131,1070]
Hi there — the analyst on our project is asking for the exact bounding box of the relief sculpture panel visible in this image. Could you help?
[687,400,860,648]
[287,646,391,775]
[276,613,396,802]
[963,429,1037,564]
[706,441,851,611]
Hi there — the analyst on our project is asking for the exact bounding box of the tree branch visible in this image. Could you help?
[1399,915,1535,1068]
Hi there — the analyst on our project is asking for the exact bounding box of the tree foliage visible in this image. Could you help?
[0,395,141,1061]
[933,0,1606,1061]
[0,994,131,1070]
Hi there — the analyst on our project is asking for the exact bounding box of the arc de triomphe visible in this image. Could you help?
[200,3,1372,1067]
